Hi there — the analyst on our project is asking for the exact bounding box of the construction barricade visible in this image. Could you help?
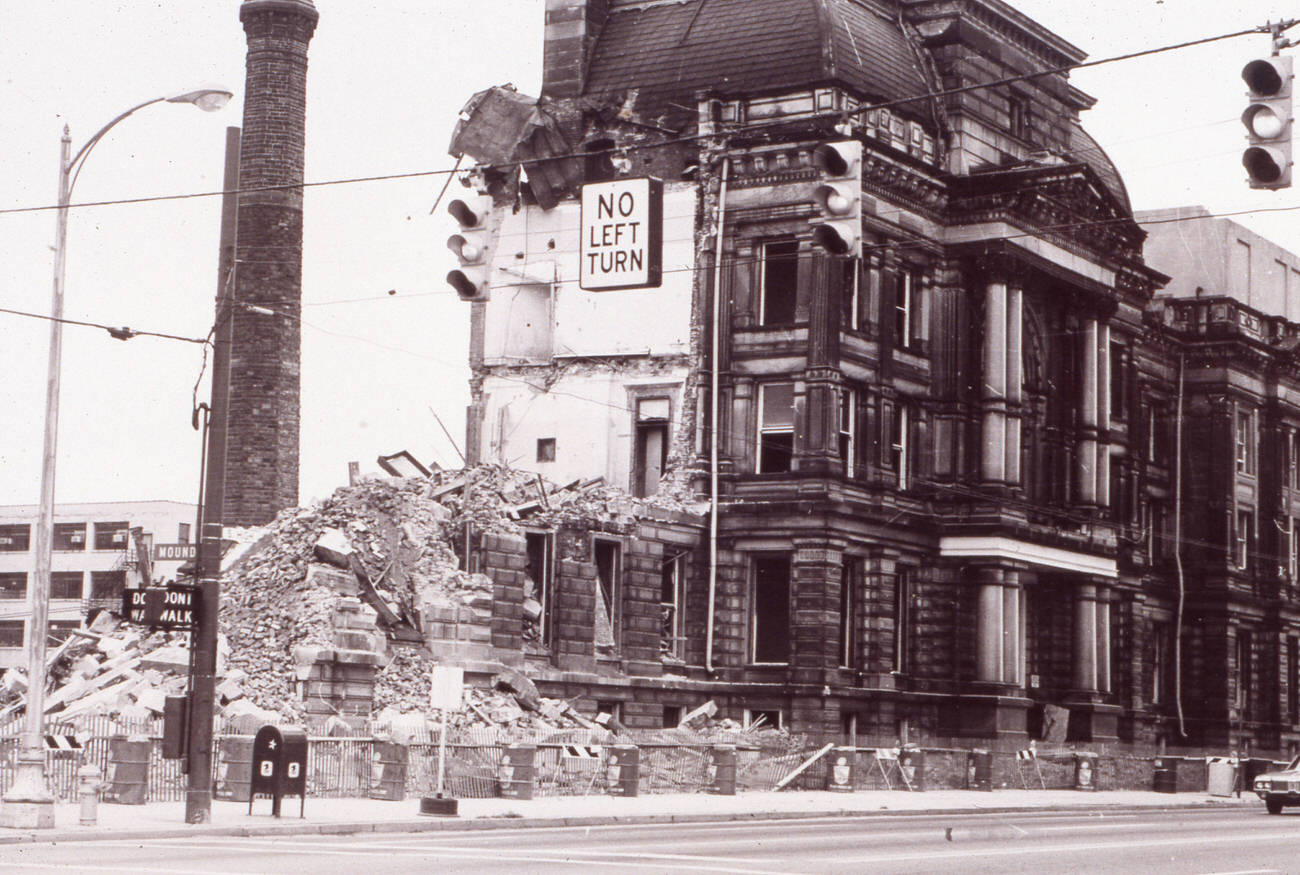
[497,743,535,799]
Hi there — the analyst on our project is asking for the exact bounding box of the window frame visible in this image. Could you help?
[749,553,792,665]
[52,522,86,552]
[1235,509,1252,570]
[0,524,30,553]
[0,573,26,601]
[90,570,125,600]
[1236,410,1255,476]
[633,396,671,498]
[758,240,799,327]
[524,530,556,647]
[593,537,622,648]
[839,556,861,669]
[660,551,686,659]
[893,568,912,674]
[50,571,83,601]
[756,382,796,474]
[838,387,856,477]
[92,521,129,551]
[0,620,23,648]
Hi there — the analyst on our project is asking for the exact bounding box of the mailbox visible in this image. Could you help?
[250,724,308,817]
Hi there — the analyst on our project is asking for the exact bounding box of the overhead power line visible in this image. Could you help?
[0,24,1276,218]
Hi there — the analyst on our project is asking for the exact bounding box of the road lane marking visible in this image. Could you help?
[101,839,803,874]
[0,863,264,875]
[837,827,1300,864]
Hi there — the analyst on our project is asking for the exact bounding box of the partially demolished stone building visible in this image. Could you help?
[444,0,1300,754]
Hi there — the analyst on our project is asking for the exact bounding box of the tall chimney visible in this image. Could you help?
[226,0,318,525]
[541,0,608,100]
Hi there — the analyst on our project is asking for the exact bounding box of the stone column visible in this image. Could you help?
[1096,322,1111,507]
[976,567,1005,683]
[1076,318,1099,505]
[1004,284,1023,485]
[1073,582,1099,691]
[981,280,1008,483]
[1001,570,1022,686]
[1096,588,1112,694]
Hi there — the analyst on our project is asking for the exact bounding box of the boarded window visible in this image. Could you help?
[750,555,791,664]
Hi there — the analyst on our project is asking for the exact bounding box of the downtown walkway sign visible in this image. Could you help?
[123,585,196,630]
[579,177,663,291]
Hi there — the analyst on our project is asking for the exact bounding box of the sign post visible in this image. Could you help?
[579,177,663,291]
[421,665,463,816]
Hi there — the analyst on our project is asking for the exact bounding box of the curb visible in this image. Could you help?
[0,798,1254,847]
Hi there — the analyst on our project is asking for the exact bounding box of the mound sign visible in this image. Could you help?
[579,177,663,291]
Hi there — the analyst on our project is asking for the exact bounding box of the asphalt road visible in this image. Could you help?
[1,807,1296,874]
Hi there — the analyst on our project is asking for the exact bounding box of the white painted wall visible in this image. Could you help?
[482,184,697,363]
[480,370,689,491]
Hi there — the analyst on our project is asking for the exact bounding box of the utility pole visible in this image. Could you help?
[185,125,239,824]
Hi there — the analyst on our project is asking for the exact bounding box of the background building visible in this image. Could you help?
[0,501,196,669]
[441,0,1300,755]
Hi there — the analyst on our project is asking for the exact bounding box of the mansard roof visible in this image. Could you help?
[584,0,936,124]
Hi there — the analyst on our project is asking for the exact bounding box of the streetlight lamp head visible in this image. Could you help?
[165,85,234,112]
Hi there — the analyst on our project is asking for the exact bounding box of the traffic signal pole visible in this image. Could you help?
[186,126,239,824]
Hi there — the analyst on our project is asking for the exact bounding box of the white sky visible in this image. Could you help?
[0,1,1297,508]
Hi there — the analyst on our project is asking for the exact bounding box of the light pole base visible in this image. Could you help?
[1,750,55,829]
[0,798,56,830]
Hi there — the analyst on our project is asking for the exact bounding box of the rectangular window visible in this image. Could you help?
[92,521,129,551]
[1236,411,1254,475]
[1237,630,1253,714]
[90,570,125,600]
[178,522,191,544]
[760,240,799,326]
[53,523,86,552]
[1291,431,1299,489]
[757,383,795,473]
[750,554,791,664]
[0,573,26,600]
[1290,637,1300,724]
[660,552,685,658]
[1147,404,1166,464]
[663,704,683,728]
[840,257,860,331]
[594,539,621,648]
[743,708,782,730]
[894,569,911,673]
[839,388,856,476]
[536,438,556,463]
[888,404,911,489]
[1290,519,1299,581]
[0,524,30,552]
[839,557,860,668]
[890,269,922,350]
[0,621,23,648]
[47,620,79,647]
[1109,342,1127,422]
[634,398,670,498]
[524,531,555,647]
[50,572,83,601]
[1008,93,1031,140]
[1152,622,1169,704]
[1236,509,1252,570]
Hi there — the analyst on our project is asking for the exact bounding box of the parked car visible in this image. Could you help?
[1253,756,1300,814]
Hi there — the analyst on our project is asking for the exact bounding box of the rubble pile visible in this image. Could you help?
[1,464,704,734]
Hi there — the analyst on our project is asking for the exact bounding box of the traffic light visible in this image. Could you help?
[809,140,863,257]
[1242,55,1293,190]
[446,196,497,301]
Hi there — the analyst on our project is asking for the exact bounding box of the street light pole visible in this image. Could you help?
[0,87,231,830]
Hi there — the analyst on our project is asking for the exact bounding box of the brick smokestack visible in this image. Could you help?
[226,0,318,525]
[541,0,608,99]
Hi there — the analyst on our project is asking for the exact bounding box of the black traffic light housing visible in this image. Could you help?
[446,196,498,301]
[1242,54,1293,189]
[809,140,863,257]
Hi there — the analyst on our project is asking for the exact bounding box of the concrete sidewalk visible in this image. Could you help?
[0,789,1260,846]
